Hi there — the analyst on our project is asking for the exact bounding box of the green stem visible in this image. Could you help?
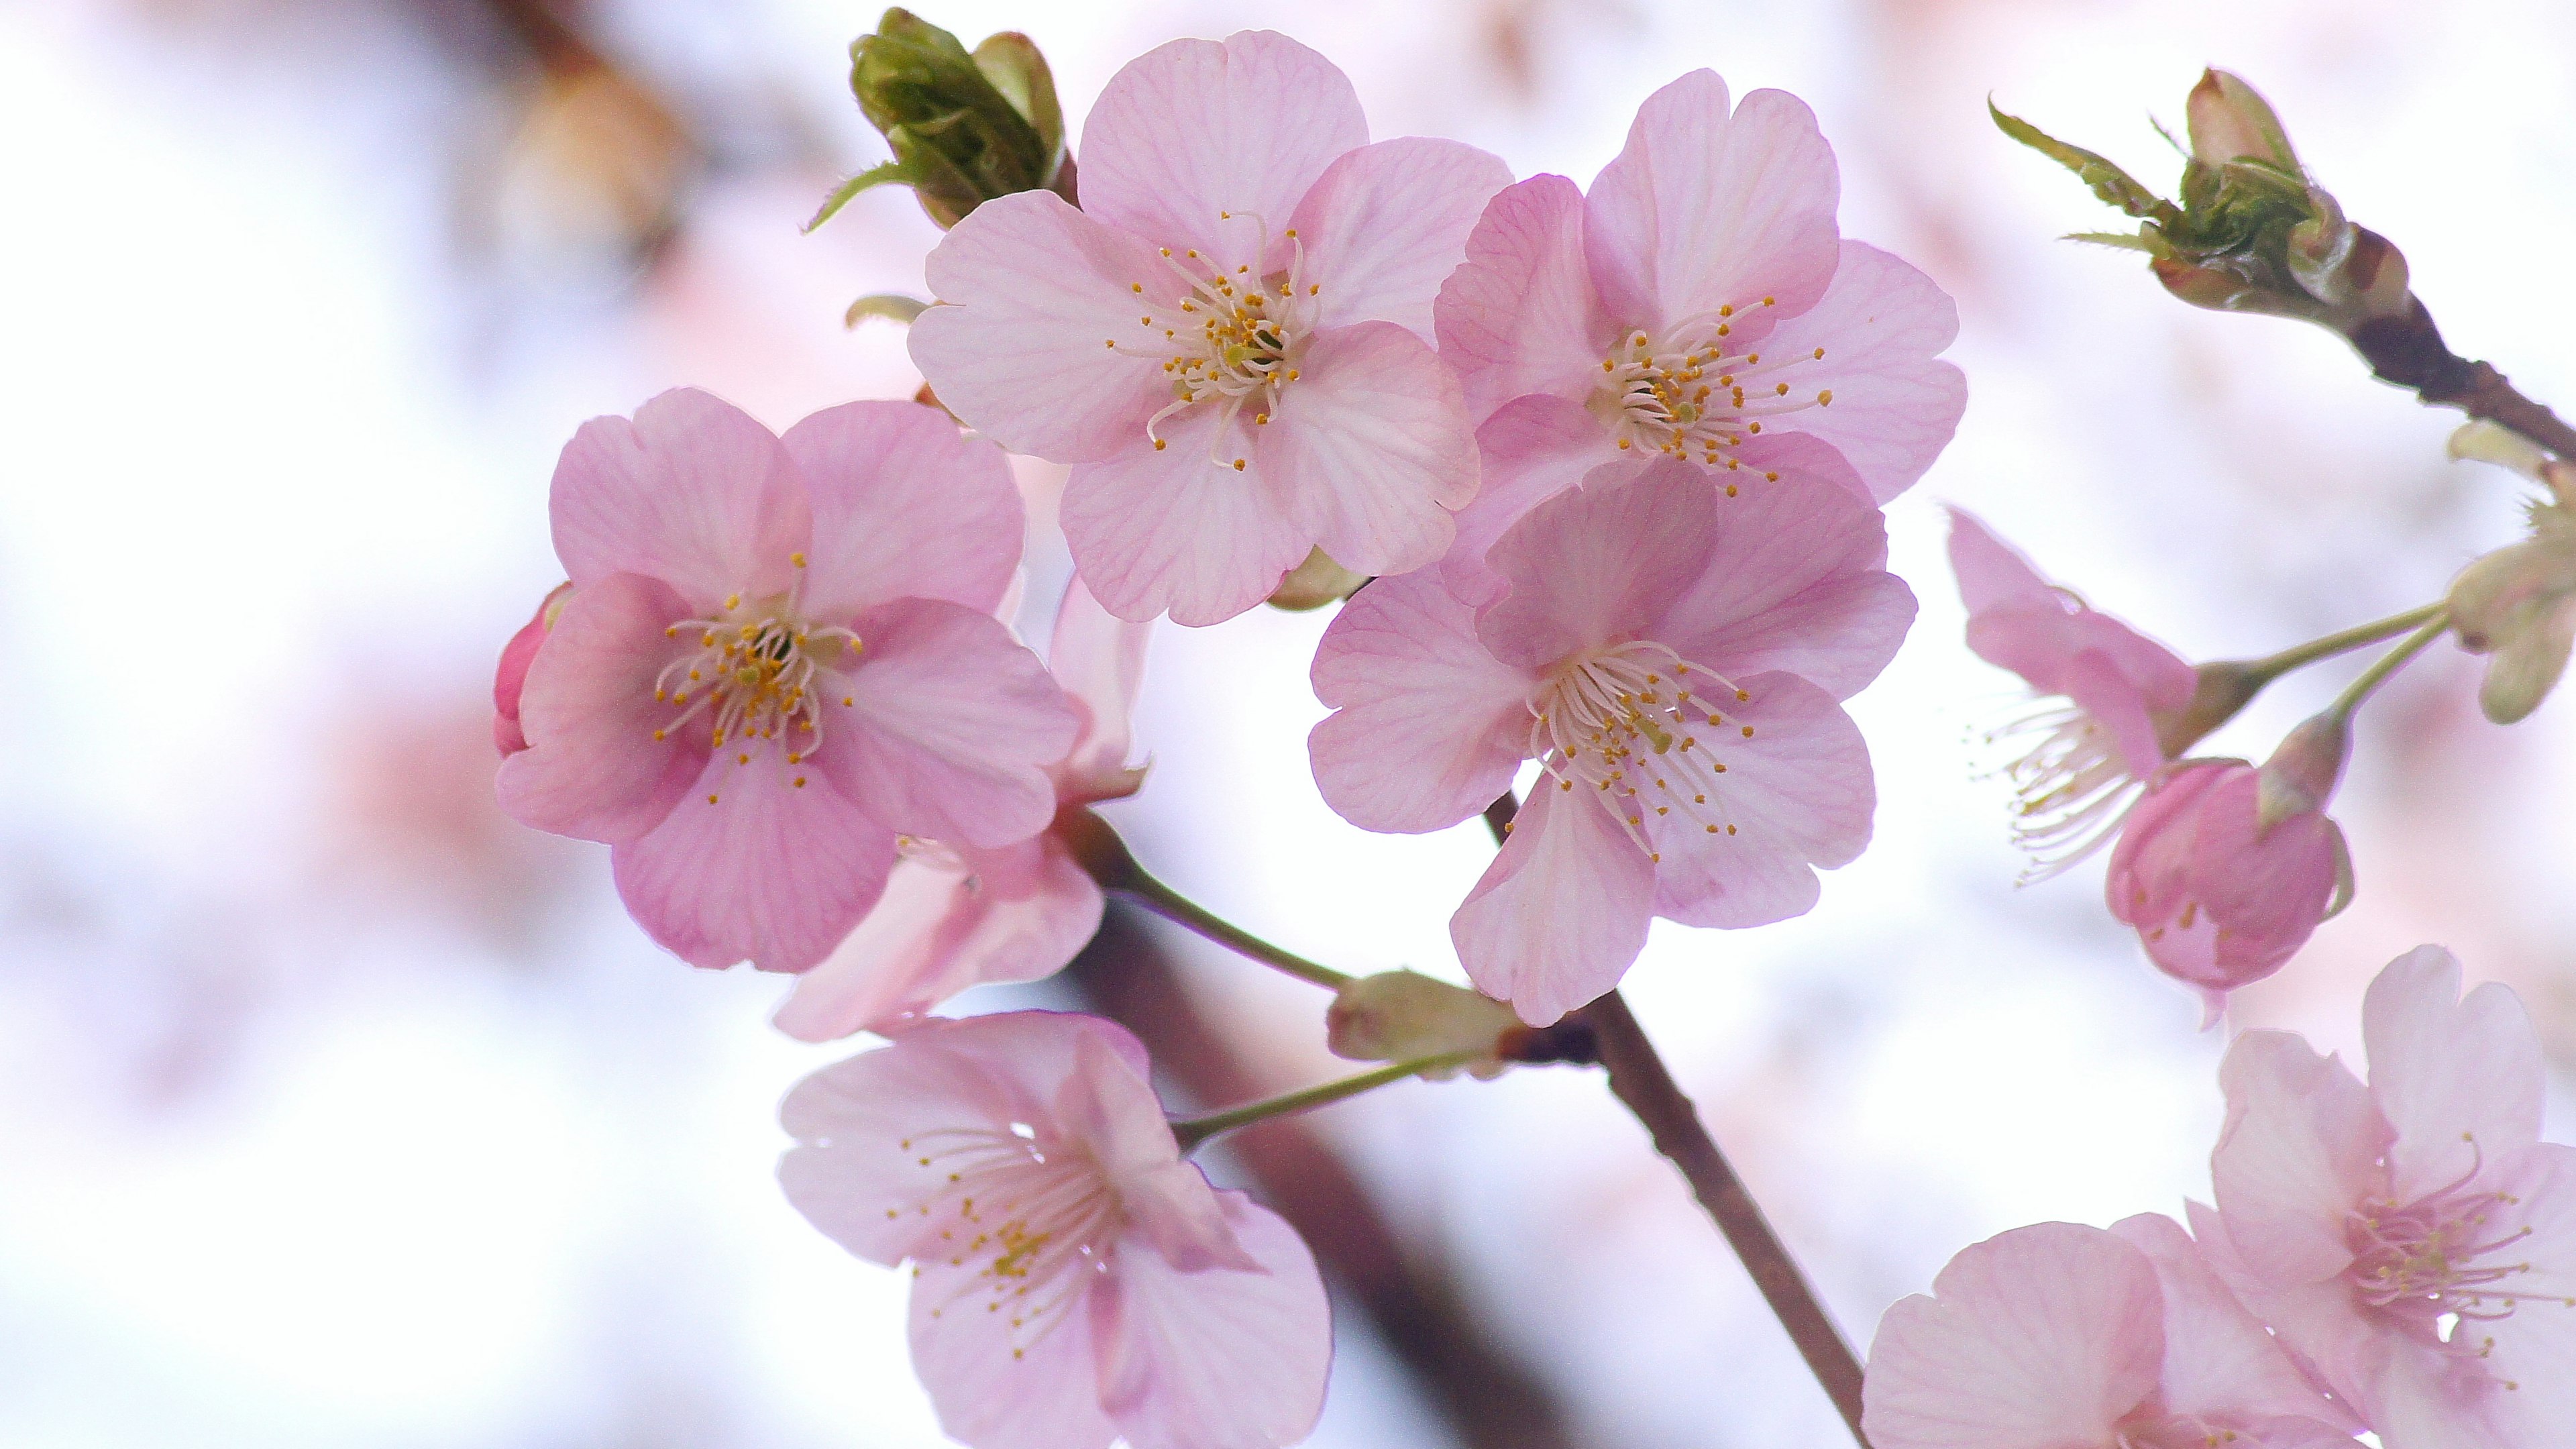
[1118,862,1354,991]
[2326,612,2450,721]
[1169,1055,1473,1152]
[2236,601,2446,684]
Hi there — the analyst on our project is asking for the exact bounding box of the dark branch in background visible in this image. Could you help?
[1485,791,1874,1446]
[1067,905,1590,1449]
[2348,307,2576,459]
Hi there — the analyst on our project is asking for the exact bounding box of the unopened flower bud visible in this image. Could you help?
[1326,971,1521,1081]
[808,8,1070,233]
[494,582,574,756]
[2255,712,2349,832]
[1267,547,1370,612]
[2186,70,2300,172]
[2157,659,2265,757]
[2449,514,2576,723]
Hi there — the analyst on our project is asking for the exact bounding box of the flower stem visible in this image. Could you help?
[1479,790,1873,1446]
[1170,1055,1474,1152]
[1058,807,1353,989]
[2237,601,2446,684]
[2326,612,2450,721]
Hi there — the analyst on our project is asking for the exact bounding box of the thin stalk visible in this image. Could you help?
[1118,869,1354,990]
[1170,1055,1474,1152]
[2327,613,2450,720]
[2236,601,2445,684]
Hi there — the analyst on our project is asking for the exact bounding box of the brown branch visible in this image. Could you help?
[2347,294,2576,458]
[1483,790,1872,1446]
[1067,904,1590,1449]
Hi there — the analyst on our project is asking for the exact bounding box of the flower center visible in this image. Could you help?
[1979,699,2143,882]
[894,1125,1124,1360]
[652,582,860,801]
[1526,639,1754,859]
[2347,1157,2540,1360]
[1588,304,1833,472]
[1109,213,1320,472]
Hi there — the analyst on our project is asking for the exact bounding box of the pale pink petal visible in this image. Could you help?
[2362,945,2546,1201]
[1650,443,1915,698]
[780,401,1023,617]
[2478,1146,2576,1444]
[1945,508,2058,616]
[777,1030,1021,1263]
[1477,460,1721,669]
[495,572,702,844]
[1434,174,1611,422]
[2106,762,2234,941]
[912,191,1174,463]
[492,582,570,756]
[1757,242,1966,503]
[1584,74,1840,336]
[1263,320,1477,576]
[912,1258,1121,1449]
[1051,1033,1253,1275]
[815,598,1077,848]
[610,760,897,973]
[2186,1199,2387,1431]
[772,840,1105,1042]
[1439,394,1609,609]
[1308,568,1537,833]
[1861,1222,2162,1449]
[1094,1193,1332,1449]
[2110,1212,2363,1434]
[1077,31,1368,274]
[1060,409,1313,627]
[2058,651,2171,780]
[1049,578,1155,798]
[550,388,812,605]
[1452,780,1656,1025]
[1646,672,1873,928]
[2371,1346,2524,1449]
[1289,137,1513,337]
[2186,771,2341,985]
[2212,1029,2389,1284]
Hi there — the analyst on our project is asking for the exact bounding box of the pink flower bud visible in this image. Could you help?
[492,582,574,756]
[2185,70,2300,172]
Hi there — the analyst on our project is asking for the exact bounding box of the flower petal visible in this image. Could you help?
[1452,779,1655,1025]
[2211,1028,2387,1285]
[1756,241,1966,503]
[1945,508,2058,615]
[781,400,1024,618]
[550,388,812,605]
[913,191,1175,463]
[495,572,702,844]
[1477,458,1721,669]
[1645,672,1874,928]
[2362,945,2546,1202]
[1439,394,1611,610]
[1289,137,1513,338]
[1861,1222,2162,1449]
[2108,1212,2363,1434]
[1263,321,1477,576]
[913,1258,1120,1449]
[1435,173,1609,423]
[1077,31,1368,274]
[778,1028,1024,1264]
[816,598,1078,848]
[1309,568,1536,834]
[1584,74,1840,337]
[1060,408,1313,627]
[1049,577,1155,798]
[1094,1193,1332,1449]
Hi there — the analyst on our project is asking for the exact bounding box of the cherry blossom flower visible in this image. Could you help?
[779,1011,1332,1449]
[775,580,1152,1040]
[1309,453,1911,1024]
[910,30,1511,627]
[495,389,1076,973]
[2190,946,2576,1449]
[1948,509,2198,875]
[493,581,573,755]
[2104,714,2351,1018]
[1431,69,1964,599]
[1865,1216,2367,1449]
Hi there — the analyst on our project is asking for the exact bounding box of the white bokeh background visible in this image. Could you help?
[5,1,2574,1445]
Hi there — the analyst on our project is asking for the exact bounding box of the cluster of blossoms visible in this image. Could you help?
[486,17,2573,1449]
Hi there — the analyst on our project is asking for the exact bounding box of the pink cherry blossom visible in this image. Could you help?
[2104,716,2352,1017]
[779,1011,1332,1449]
[1948,509,2199,875]
[775,580,1153,1040]
[495,389,1077,974]
[2191,946,2576,1449]
[909,30,1511,627]
[493,581,573,755]
[1864,1217,2365,1449]
[1309,453,1911,1024]
[1432,69,1963,594]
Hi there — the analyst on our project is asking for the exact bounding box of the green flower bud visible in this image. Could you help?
[1326,972,1521,1081]
[2450,508,2576,724]
[807,8,1071,233]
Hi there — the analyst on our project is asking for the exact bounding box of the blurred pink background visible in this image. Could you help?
[5,1,2573,1445]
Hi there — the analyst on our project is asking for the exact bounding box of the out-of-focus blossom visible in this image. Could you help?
[2104,714,2353,1018]
[495,389,1075,973]
[2449,502,2576,724]
[1432,70,1962,601]
[2191,947,2576,1448]
[778,1012,1331,1449]
[493,581,575,755]
[1309,455,1911,1024]
[910,30,1510,625]
[774,580,1150,1040]
[1864,1216,2365,1449]
[1947,510,2198,875]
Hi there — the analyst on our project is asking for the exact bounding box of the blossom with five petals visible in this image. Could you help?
[910,30,1511,626]
[1308,451,1912,1024]
[1432,68,1964,603]
[779,1011,1331,1449]
[496,389,1076,973]
[775,580,1152,1040]
[1947,509,2199,876]
[1865,1216,2367,1449]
